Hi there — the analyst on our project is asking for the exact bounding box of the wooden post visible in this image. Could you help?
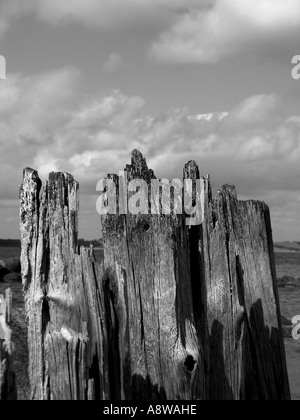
[0,290,17,400]
[20,150,290,400]
[199,184,290,400]
[101,151,290,400]
[20,169,109,400]
[101,151,206,400]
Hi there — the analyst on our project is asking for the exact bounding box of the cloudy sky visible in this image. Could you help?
[0,0,300,241]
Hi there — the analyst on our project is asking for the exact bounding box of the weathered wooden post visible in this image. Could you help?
[101,151,206,400]
[200,184,290,400]
[100,151,290,400]
[20,150,290,400]
[20,169,109,400]
[0,289,17,400]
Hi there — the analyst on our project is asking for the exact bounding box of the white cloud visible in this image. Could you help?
[0,68,299,239]
[30,89,299,200]
[1,75,298,188]
[150,0,300,63]
[2,0,299,65]
[103,53,123,73]
[0,67,80,198]
[0,0,203,34]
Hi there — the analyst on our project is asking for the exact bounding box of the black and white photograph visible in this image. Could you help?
[0,0,300,403]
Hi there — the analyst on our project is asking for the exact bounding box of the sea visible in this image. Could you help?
[276,252,300,401]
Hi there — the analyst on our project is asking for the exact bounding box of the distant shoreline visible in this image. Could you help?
[1,241,299,254]
[274,248,300,253]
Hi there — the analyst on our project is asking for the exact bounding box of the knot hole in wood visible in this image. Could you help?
[184,355,196,373]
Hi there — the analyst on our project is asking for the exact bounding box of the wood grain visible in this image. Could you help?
[19,150,290,400]
[20,169,108,400]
